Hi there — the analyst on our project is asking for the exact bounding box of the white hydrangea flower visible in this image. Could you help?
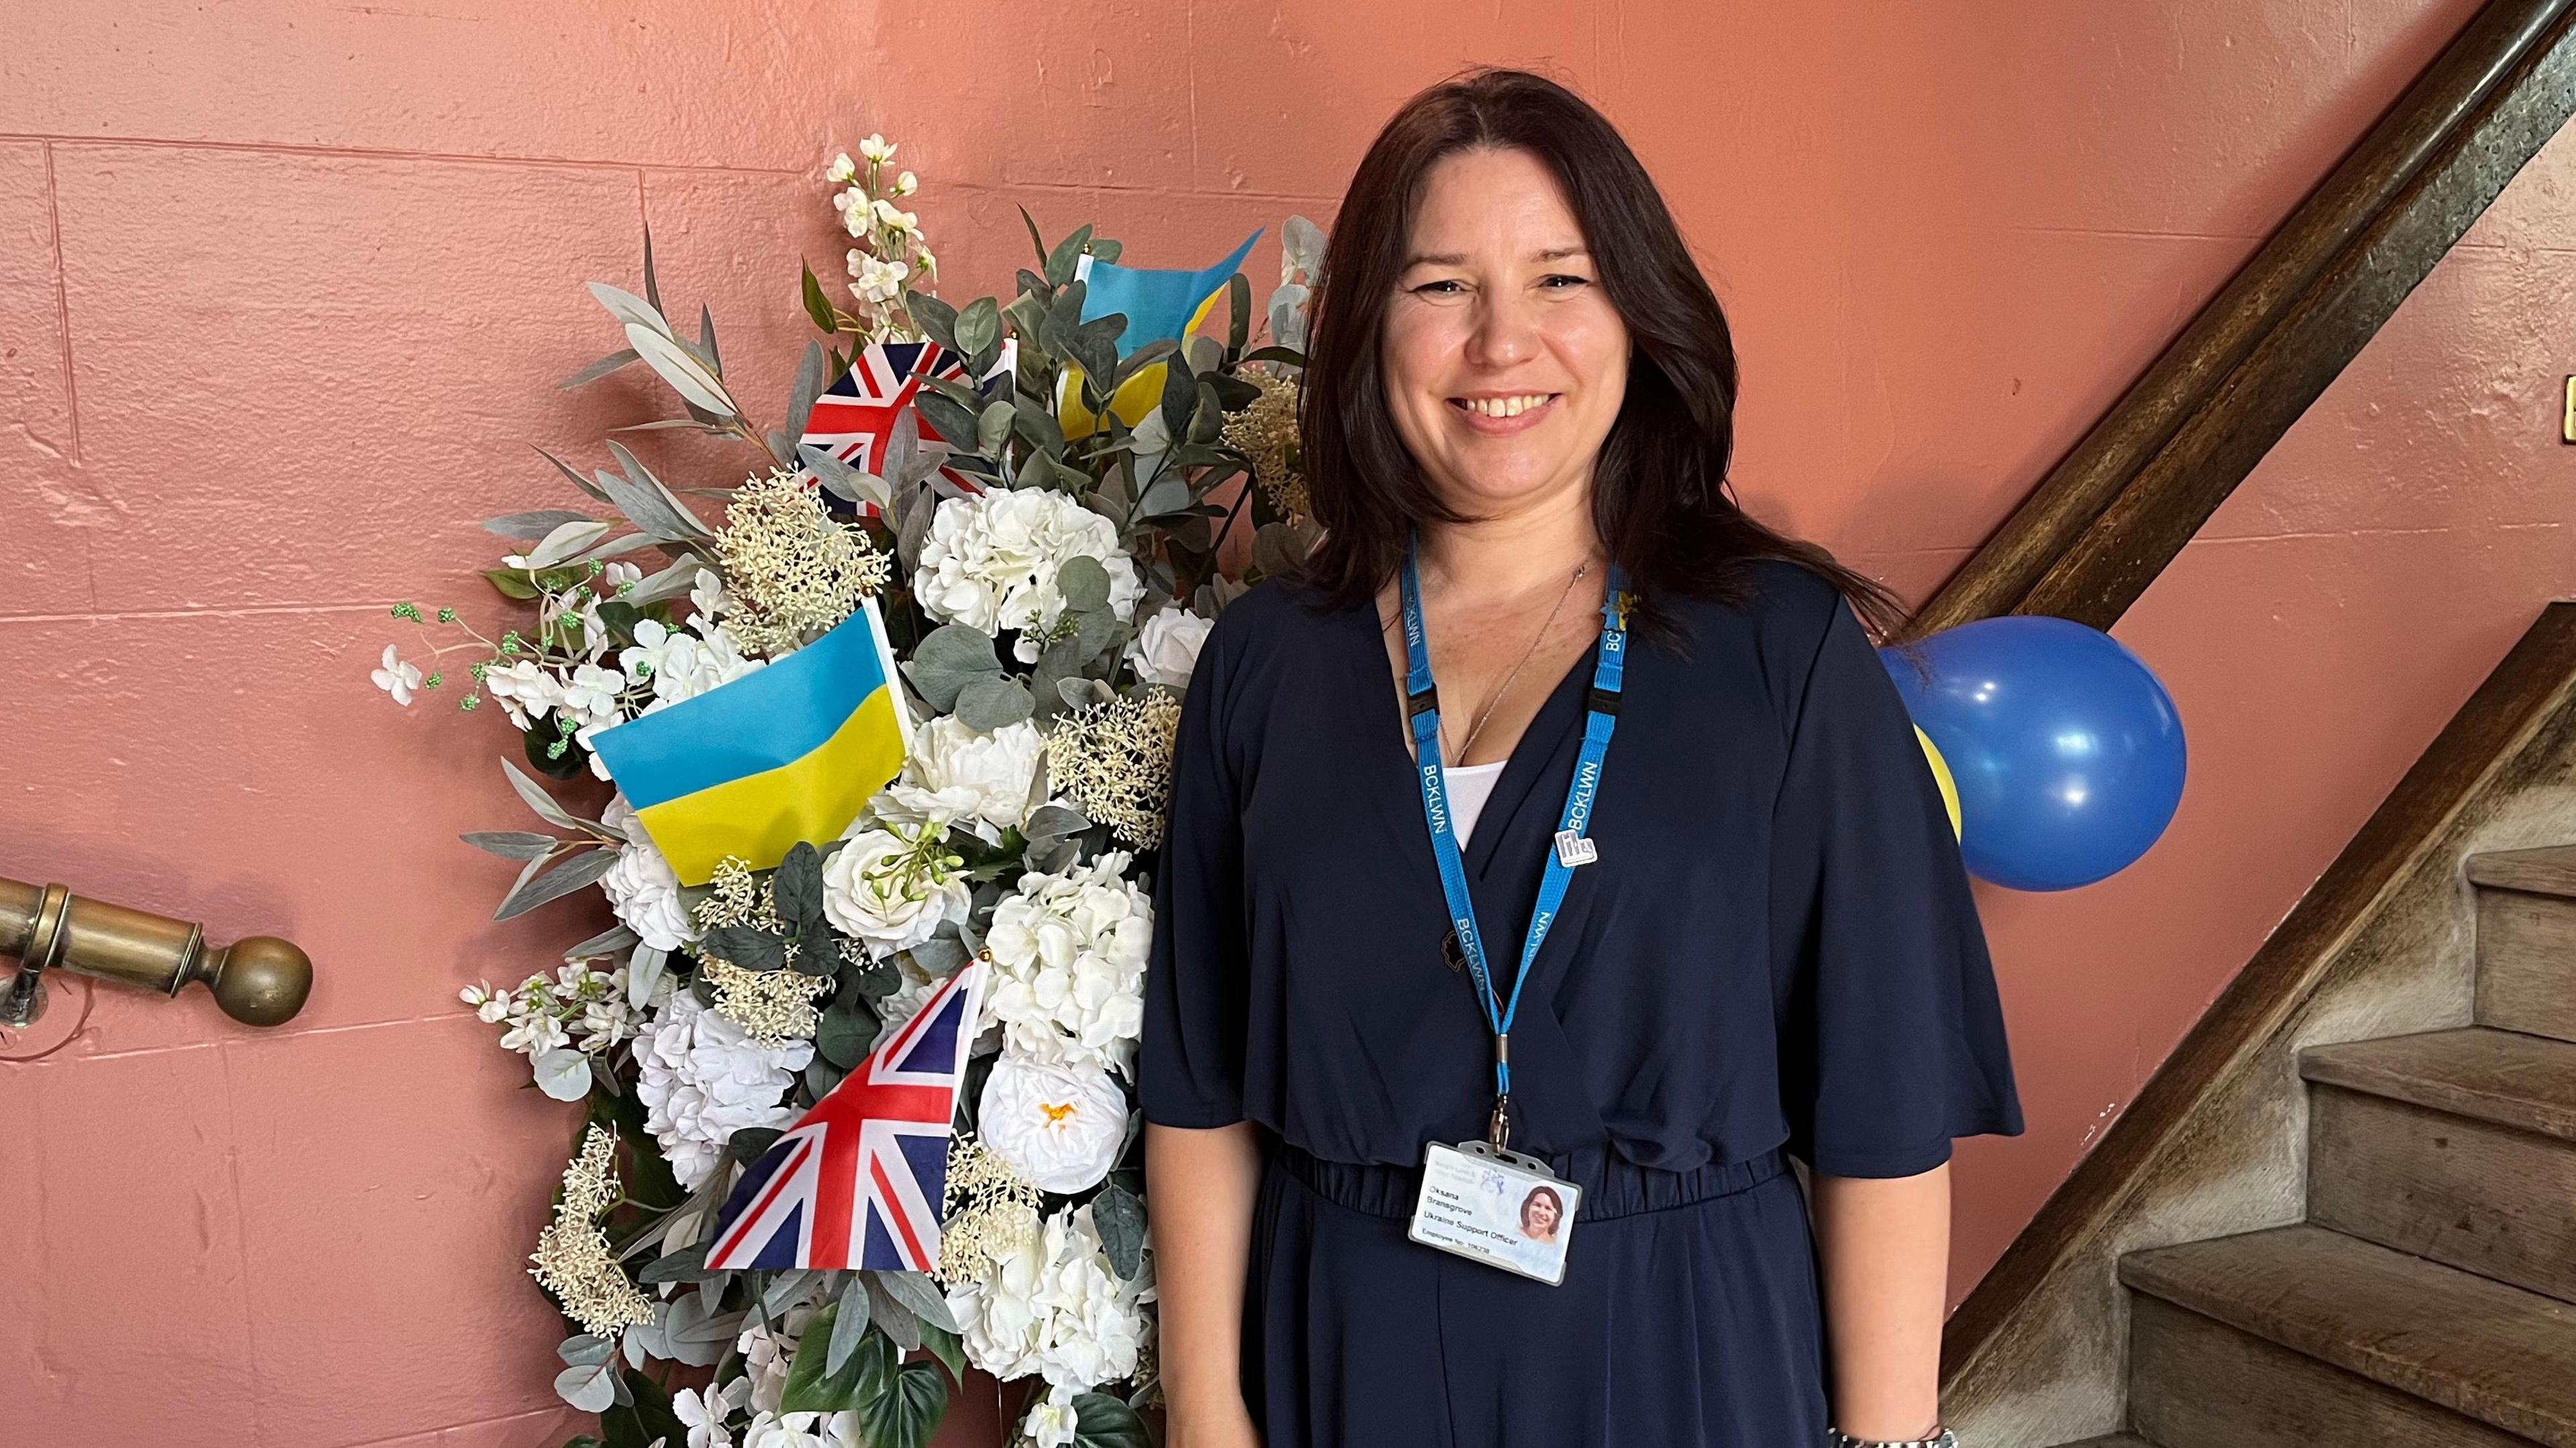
[1123,607,1214,689]
[947,1201,1152,1393]
[873,714,1044,844]
[620,616,763,712]
[557,662,629,731]
[983,852,1152,1076]
[914,490,1144,663]
[481,659,562,730]
[635,993,813,1191]
[598,795,699,952]
[370,645,425,706]
[821,822,973,958]
[978,1051,1129,1194]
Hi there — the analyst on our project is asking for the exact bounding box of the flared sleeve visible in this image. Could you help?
[1768,592,2023,1178]
[1139,606,1252,1129]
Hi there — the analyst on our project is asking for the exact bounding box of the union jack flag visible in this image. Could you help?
[799,340,1014,515]
[703,961,989,1273]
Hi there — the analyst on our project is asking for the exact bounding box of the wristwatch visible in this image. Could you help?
[1827,1429,1957,1448]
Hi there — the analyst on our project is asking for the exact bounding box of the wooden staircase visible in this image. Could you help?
[2060,847,2576,1447]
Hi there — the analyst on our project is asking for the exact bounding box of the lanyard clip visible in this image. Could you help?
[1487,1095,1512,1152]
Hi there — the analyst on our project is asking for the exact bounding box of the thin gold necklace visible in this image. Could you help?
[1444,558,1593,766]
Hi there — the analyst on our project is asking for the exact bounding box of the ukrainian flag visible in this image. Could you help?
[1057,228,1265,439]
[587,599,911,886]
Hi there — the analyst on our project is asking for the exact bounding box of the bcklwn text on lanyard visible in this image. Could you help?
[1401,533,1630,1153]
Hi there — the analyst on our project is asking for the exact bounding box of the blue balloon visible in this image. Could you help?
[1880,617,2184,891]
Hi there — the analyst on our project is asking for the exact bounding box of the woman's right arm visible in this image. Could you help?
[1146,1119,1265,1447]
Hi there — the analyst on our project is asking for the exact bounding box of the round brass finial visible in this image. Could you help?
[203,936,313,1026]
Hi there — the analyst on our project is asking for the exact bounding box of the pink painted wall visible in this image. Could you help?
[3,1,2570,1442]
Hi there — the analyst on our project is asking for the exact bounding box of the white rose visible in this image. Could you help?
[875,715,1043,843]
[1123,608,1214,689]
[978,1052,1130,1194]
[820,823,972,958]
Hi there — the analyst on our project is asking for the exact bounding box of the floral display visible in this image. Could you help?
[380,140,1325,1447]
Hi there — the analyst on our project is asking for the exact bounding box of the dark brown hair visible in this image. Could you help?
[1295,67,1903,643]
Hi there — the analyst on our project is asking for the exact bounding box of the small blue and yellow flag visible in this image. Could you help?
[587,600,911,886]
[1058,229,1265,439]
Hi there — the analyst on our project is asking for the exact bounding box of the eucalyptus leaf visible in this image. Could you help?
[911,623,1004,678]
[636,1243,713,1285]
[1134,471,1191,520]
[561,922,639,962]
[1044,223,1095,288]
[873,1269,959,1333]
[1091,1182,1147,1280]
[558,347,641,391]
[494,846,619,922]
[533,1048,592,1102]
[952,675,1034,732]
[912,389,980,455]
[1024,803,1091,842]
[625,557,704,607]
[462,830,558,860]
[727,1126,786,1164]
[1018,204,1051,270]
[896,480,936,573]
[558,1333,616,1368]
[825,1271,871,1376]
[586,281,667,335]
[602,440,718,543]
[883,408,928,490]
[786,340,828,446]
[954,296,1002,359]
[798,445,890,512]
[816,1003,880,1070]
[976,398,1016,459]
[626,323,738,418]
[863,1272,920,1351]
[903,936,970,977]
[905,289,960,352]
[1226,271,1252,355]
[520,518,614,569]
[553,1360,619,1413]
[484,509,598,543]
[1054,554,1111,613]
[625,943,667,1009]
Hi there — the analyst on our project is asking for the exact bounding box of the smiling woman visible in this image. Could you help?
[1140,66,2021,1448]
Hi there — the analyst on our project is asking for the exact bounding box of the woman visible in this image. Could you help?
[1142,68,2021,1448]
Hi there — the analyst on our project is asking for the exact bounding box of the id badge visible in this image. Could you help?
[1407,1139,1581,1286]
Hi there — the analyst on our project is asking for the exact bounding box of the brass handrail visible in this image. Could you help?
[0,876,311,1028]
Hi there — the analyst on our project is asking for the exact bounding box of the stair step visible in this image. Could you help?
[2303,1027,2576,1139]
[2304,1029,2576,1304]
[2466,844,2576,897]
[2470,851,2576,1043]
[2129,1293,2530,1447]
[2120,1225,2576,1446]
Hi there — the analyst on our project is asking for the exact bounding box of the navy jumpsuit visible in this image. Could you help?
[1140,559,2023,1447]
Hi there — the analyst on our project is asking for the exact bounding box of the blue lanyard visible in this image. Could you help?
[1401,535,1629,1150]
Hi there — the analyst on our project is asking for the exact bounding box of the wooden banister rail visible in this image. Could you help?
[1931,0,2576,1396]
[1900,0,2576,642]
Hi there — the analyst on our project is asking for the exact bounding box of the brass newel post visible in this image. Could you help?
[0,875,312,1028]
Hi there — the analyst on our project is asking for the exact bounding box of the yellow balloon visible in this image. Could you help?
[1915,724,1963,839]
